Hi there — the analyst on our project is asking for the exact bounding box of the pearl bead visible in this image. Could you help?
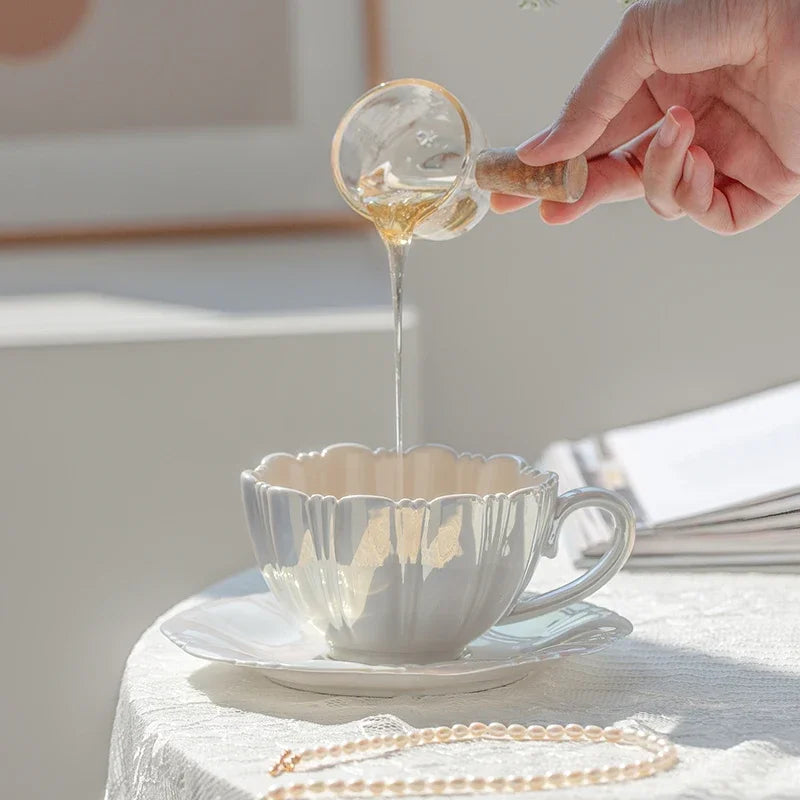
[449,777,468,791]
[451,723,470,739]
[507,724,527,740]
[327,780,346,794]
[308,781,326,794]
[586,766,604,783]
[507,775,527,791]
[356,738,371,752]
[428,777,447,794]
[621,762,639,779]
[602,764,621,780]
[566,769,585,785]
[655,752,674,769]
[342,741,357,755]
[435,726,452,741]
[488,722,507,737]
[393,734,410,748]
[367,780,385,795]
[545,770,566,787]
[299,749,314,761]
[603,726,623,742]
[328,744,342,758]
[565,723,584,740]
[267,789,286,800]
[369,736,384,749]
[387,779,406,794]
[468,722,488,737]
[314,745,328,759]
[622,727,640,743]
[527,775,545,790]
[407,731,422,745]
[346,780,365,793]
[526,725,546,740]
[545,724,565,740]
[469,776,487,791]
[421,728,436,742]
[488,776,507,791]
[584,725,604,740]
[408,778,426,793]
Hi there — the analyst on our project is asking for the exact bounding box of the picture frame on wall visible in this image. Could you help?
[0,0,383,245]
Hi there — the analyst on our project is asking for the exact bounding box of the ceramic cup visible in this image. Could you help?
[241,443,635,665]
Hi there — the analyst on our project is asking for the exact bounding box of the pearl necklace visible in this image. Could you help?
[266,721,678,798]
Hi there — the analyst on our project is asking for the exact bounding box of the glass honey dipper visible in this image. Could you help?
[331,78,588,241]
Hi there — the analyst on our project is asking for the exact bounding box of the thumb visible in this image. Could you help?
[518,4,655,166]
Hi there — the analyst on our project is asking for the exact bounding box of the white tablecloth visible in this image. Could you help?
[105,557,800,800]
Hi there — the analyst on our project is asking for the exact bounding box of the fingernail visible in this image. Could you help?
[682,151,695,184]
[657,111,679,147]
[516,128,551,157]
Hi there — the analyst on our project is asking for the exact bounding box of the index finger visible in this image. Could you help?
[517,6,656,166]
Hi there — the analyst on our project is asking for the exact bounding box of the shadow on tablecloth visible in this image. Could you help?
[187,634,800,755]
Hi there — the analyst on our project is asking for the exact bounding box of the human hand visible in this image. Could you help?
[493,0,800,234]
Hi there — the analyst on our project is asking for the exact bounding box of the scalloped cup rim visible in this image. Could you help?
[241,442,558,504]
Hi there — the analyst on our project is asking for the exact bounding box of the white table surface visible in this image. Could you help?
[105,556,800,800]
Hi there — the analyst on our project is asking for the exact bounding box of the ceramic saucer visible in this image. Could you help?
[161,592,631,697]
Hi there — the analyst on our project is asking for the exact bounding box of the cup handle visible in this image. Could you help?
[501,487,636,622]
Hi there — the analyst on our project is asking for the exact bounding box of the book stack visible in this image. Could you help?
[542,381,800,570]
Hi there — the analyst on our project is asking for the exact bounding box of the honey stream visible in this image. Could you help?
[358,165,448,495]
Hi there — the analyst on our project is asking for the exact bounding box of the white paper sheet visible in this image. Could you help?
[605,382,800,524]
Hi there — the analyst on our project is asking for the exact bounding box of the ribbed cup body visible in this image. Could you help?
[241,444,560,664]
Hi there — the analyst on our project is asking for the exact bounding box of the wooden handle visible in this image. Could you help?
[475,148,588,203]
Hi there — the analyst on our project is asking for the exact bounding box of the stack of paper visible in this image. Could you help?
[541,381,800,570]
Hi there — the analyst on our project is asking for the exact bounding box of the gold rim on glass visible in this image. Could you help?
[330,78,472,222]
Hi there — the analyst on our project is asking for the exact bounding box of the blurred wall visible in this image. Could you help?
[0,288,419,800]
[0,0,293,136]
[387,0,800,462]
